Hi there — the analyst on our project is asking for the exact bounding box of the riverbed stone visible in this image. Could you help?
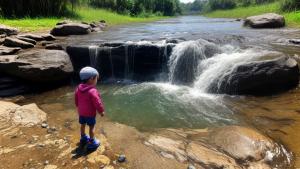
[209,56,299,95]
[0,46,21,55]
[0,49,73,83]
[3,37,34,49]
[50,23,91,36]
[0,101,47,127]
[0,25,19,35]
[244,13,285,28]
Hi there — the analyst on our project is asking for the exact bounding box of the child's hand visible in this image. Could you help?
[101,112,105,117]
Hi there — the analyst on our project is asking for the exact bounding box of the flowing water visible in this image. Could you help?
[25,16,300,168]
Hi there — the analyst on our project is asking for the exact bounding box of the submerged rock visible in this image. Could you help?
[0,25,19,35]
[209,126,278,163]
[244,13,285,28]
[210,56,299,95]
[50,23,91,36]
[145,125,291,169]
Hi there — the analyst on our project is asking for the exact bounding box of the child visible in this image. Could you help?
[75,66,105,150]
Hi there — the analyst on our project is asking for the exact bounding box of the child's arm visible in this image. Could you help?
[90,89,105,116]
[75,88,79,107]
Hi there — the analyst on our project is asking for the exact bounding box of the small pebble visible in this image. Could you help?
[118,154,126,163]
[44,160,49,165]
[41,123,48,128]
[188,165,196,169]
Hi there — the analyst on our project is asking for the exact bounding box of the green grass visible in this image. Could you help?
[0,7,166,32]
[204,2,300,28]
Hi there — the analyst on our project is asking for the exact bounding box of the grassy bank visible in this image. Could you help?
[0,7,166,32]
[204,2,300,28]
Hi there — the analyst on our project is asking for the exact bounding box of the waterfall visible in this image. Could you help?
[107,47,115,79]
[168,39,221,85]
[89,46,99,69]
[168,39,272,93]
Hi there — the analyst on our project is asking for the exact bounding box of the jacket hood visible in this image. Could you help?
[78,84,95,92]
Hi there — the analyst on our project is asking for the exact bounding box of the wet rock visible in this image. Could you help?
[0,25,19,35]
[0,73,31,97]
[0,49,73,83]
[0,101,47,127]
[0,46,21,55]
[3,37,34,49]
[0,34,7,38]
[50,23,91,36]
[45,44,63,50]
[244,13,285,28]
[210,56,299,95]
[16,37,37,45]
[118,154,126,163]
[187,142,241,169]
[209,126,278,162]
[67,42,173,81]
[17,34,44,41]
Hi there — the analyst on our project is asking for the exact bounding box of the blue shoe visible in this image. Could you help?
[80,134,90,144]
[87,138,100,150]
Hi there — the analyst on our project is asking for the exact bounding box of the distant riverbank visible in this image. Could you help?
[0,7,167,32]
[204,2,300,28]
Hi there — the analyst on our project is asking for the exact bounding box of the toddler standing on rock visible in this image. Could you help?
[75,66,105,150]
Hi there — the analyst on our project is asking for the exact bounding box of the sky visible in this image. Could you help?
[180,0,195,3]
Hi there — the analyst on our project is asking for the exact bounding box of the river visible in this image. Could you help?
[21,16,300,168]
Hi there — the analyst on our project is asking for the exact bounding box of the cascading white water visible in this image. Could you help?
[168,39,274,93]
[89,46,99,69]
[168,39,221,85]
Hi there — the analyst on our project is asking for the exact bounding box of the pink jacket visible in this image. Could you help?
[75,84,105,117]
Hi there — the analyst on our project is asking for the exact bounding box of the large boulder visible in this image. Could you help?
[50,23,91,36]
[0,49,73,83]
[0,25,19,35]
[3,37,35,49]
[0,101,47,127]
[244,13,285,28]
[209,56,299,95]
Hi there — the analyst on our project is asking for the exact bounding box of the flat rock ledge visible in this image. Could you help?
[0,100,47,127]
[145,126,292,169]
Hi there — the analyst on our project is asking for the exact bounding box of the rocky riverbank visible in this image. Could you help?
[0,100,293,169]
